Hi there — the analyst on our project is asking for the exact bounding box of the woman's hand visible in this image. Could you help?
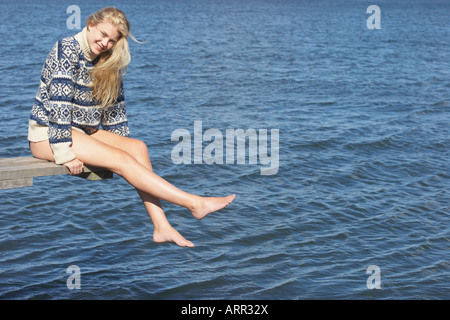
[64,158,84,175]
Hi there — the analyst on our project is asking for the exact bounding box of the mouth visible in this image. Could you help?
[96,43,104,52]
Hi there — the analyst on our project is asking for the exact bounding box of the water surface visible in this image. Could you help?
[0,0,448,299]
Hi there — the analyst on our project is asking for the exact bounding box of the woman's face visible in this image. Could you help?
[87,21,120,55]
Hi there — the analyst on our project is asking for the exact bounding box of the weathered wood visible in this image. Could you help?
[0,177,33,190]
[0,157,113,190]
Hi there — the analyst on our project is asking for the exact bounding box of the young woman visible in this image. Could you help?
[28,7,235,248]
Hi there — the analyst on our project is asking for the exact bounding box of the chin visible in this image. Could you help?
[90,43,103,55]
[89,47,99,55]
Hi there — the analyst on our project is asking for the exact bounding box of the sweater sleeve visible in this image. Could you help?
[101,82,131,137]
[46,40,79,164]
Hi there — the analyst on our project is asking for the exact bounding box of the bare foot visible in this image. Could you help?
[153,225,194,248]
[191,194,236,220]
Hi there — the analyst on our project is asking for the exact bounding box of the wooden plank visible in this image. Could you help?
[0,162,68,180]
[0,178,33,190]
[0,157,46,165]
[0,157,113,190]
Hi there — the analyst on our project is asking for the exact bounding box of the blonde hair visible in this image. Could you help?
[86,7,135,108]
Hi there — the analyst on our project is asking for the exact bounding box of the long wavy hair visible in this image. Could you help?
[86,7,135,108]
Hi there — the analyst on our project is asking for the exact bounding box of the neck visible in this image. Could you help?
[74,27,98,62]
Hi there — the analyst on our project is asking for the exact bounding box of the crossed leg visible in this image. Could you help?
[30,129,236,247]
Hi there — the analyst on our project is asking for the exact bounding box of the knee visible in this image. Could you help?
[135,139,149,157]
[128,139,148,159]
[127,139,152,168]
[111,139,152,176]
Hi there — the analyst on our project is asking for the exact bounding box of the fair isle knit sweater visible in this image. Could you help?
[28,27,130,164]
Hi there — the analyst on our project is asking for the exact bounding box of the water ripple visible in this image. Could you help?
[1,0,449,300]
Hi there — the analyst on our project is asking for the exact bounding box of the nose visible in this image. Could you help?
[100,38,109,48]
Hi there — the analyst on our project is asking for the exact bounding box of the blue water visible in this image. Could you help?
[0,0,449,299]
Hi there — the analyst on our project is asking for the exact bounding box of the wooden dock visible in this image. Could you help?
[0,157,113,190]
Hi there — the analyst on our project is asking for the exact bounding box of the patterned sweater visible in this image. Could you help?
[28,27,130,164]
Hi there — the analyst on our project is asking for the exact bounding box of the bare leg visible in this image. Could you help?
[89,130,195,247]
[30,130,235,247]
